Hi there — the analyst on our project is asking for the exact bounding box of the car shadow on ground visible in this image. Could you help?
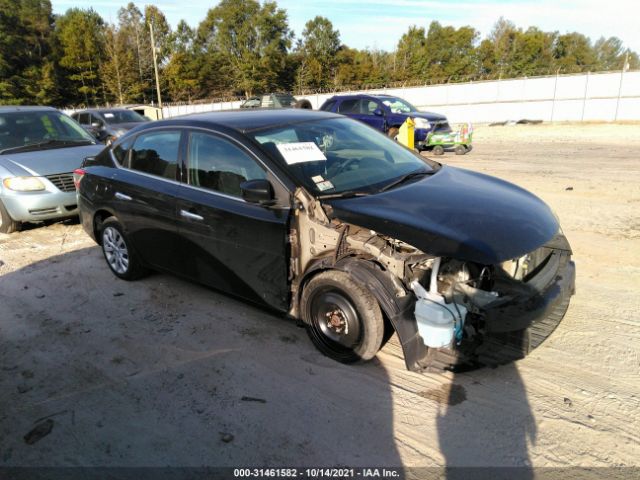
[0,246,403,469]
[436,364,536,478]
[0,244,538,475]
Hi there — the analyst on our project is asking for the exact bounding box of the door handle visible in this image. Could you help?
[180,209,204,221]
[115,192,132,201]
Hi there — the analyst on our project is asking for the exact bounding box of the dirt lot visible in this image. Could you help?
[1,123,639,471]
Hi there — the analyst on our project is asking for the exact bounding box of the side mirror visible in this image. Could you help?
[373,108,384,117]
[240,179,275,205]
[81,155,98,167]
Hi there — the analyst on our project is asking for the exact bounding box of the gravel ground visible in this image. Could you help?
[0,123,638,471]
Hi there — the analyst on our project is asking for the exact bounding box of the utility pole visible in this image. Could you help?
[614,50,629,121]
[149,22,163,111]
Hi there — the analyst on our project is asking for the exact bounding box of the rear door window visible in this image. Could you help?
[187,131,267,198]
[129,130,181,181]
[337,99,359,114]
[78,113,90,125]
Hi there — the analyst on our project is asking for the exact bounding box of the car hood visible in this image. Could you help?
[324,166,559,265]
[411,111,448,122]
[0,144,104,177]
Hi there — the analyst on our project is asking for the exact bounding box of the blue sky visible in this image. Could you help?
[51,0,640,53]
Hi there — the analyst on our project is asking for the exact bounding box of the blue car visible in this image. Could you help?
[319,94,451,150]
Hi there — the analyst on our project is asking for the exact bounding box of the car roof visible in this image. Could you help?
[73,108,132,114]
[328,93,396,101]
[149,109,343,133]
[0,106,58,113]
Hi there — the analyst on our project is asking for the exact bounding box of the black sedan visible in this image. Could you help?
[76,109,575,372]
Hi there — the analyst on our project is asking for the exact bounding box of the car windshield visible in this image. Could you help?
[381,97,417,114]
[251,117,438,196]
[101,110,147,124]
[273,94,296,107]
[0,111,94,153]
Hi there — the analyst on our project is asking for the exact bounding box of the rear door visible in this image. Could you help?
[338,98,385,132]
[174,129,290,311]
[109,128,183,272]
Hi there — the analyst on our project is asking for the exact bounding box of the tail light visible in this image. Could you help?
[73,168,86,190]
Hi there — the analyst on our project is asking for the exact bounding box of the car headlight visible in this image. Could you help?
[3,176,46,192]
[413,118,431,129]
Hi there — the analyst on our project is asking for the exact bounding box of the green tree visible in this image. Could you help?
[553,32,597,73]
[55,8,105,105]
[0,0,58,104]
[422,21,478,80]
[394,26,426,81]
[197,0,292,97]
[164,20,201,101]
[117,3,151,102]
[295,16,341,90]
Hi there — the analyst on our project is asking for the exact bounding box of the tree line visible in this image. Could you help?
[1,0,638,107]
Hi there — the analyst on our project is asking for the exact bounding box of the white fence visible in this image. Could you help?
[161,70,640,124]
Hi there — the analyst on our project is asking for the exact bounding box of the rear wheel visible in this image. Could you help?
[0,199,20,234]
[100,218,148,280]
[294,99,313,109]
[454,144,467,155]
[301,270,384,363]
[387,127,399,141]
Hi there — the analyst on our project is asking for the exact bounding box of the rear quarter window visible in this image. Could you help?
[320,100,336,112]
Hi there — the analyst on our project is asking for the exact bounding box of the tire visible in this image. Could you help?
[387,127,399,141]
[454,145,467,155]
[0,199,20,234]
[432,145,445,155]
[99,218,148,280]
[301,270,385,363]
[294,99,313,110]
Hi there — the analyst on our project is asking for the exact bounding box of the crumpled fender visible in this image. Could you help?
[332,257,428,372]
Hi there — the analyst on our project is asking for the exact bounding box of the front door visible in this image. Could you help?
[174,130,290,311]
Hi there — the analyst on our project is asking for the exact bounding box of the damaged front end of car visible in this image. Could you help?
[288,182,576,372]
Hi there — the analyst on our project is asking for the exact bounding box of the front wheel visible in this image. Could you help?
[100,218,148,280]
[432,145,445,155]
[0,199,20,234]
[301,270,384,363]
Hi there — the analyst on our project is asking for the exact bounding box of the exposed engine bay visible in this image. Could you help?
[290,188,574,371]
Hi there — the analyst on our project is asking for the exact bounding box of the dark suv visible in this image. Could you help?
[72,108,149,144]
[320,94,450,150]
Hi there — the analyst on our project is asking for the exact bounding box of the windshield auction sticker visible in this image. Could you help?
[276,142,327,165]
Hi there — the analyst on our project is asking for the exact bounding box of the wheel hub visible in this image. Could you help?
[326,308,349,334]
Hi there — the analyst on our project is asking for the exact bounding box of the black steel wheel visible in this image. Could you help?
[454,144,467,155]
[301,270,384,363]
